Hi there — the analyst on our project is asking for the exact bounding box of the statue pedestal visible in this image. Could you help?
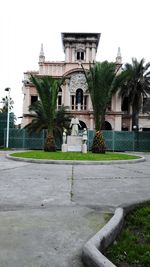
[82,143,87,153]
[61,144,68,152]
[67,136,82,152]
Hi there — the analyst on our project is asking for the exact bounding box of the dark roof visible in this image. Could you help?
[61,32,101,49]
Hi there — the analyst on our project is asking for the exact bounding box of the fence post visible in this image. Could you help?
[87,130,89,151]
[43,130,45,149]
[112,131,115,152]
[132,131,135,151]
[4,129,6,147]
[22,129,25,149]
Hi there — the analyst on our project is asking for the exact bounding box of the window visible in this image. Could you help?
[76,89,83,110]
[71,95,75,110]
[122,97,129,112]
[31,95,38,105]
[143,97,150,113]
[57,88,62,109]
[77,51,84,61]
[84,95,87,110]
[58,95,62,106]
[106,100,111,111]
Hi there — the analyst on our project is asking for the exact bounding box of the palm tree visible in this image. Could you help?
[25,101,70,149]
[83,61,121,153]
[26,75,62,151]
[1,96,14,113]
[119,58,150,130]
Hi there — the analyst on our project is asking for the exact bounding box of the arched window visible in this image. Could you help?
[76,50,85,61]
[102,121,112,130]
[57,88,62,109]
[79,120,87,130]
[122,97,129,112]
[76,89,83,110]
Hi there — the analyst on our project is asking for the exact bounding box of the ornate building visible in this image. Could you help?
[21,32,150,131]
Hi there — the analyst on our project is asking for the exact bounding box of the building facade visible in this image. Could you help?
[21,32,150,131]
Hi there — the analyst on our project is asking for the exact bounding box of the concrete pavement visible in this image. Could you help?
[0,151,150,267]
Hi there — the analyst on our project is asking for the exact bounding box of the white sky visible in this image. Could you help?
[0,0,150,123]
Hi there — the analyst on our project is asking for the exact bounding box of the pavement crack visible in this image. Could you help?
[0,164,32,172]
[70,165,74,202]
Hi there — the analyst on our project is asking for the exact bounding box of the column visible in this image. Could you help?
[88,96,93,111]
[91,43,96,62]
[114,115,122,131]
[64,79,70,108]
[86,44,90,62]
[72,47,75,62]
[65,44,70,62]
[89,114,94,130]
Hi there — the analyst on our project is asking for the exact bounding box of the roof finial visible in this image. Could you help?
[39,43,45,63]
[116,47,122,64]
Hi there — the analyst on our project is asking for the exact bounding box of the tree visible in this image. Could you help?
[25,75,70,151]
[83,61,121,153]
[26,75,62,151]
[118,58,150,130]
[1,96,14,113]
[25,101,70,142]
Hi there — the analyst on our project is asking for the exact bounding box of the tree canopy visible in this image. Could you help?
[25,75,62,151]
[83,61,120,131]
[118,58,150,129]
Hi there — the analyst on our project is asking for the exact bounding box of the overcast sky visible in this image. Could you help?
[0,0,150,123]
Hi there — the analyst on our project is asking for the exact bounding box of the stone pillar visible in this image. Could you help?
[115,91,121,112]
[64,79,70,108]
[72,47,75,62]
[86,44,90,62]
[65,44,70,62]
[111,92,121,112]
[114,115,122,131]
[89,114,94,130]
[91,44,96,62]
[88,97,93,111]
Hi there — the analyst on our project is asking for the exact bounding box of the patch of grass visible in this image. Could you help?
[10,151,140,161]
[105,202,150,267]
[0,147,11,151]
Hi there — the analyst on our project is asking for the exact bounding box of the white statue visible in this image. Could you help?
[82,128,87,143]
[70,117,81,136]
[63,129,67,144]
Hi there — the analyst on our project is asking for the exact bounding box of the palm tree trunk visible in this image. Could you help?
[44,126,56,152]
[132,106,139,131]
[132,95,141,131]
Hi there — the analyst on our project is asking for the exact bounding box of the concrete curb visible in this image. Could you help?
[82,207,124,267]
[6,154,145,165]
[82,200,150,267]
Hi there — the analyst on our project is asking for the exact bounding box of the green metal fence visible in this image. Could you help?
[88,130,150,152]
[0,113,15,147]
[3,129,62,150]
[5,129,45,149]
[2,128,150,152]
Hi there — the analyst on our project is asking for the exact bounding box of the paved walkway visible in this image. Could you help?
[0,151,150,267]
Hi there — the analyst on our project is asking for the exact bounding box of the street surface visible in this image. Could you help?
[0,151,149,267]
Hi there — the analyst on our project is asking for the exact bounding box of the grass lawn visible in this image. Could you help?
[0,148,10,150]
[10,151,140,161]
[105,202,150,267]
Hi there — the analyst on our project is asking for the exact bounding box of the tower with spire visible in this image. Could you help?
[39,43,45,63]
[116,47,122,65]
